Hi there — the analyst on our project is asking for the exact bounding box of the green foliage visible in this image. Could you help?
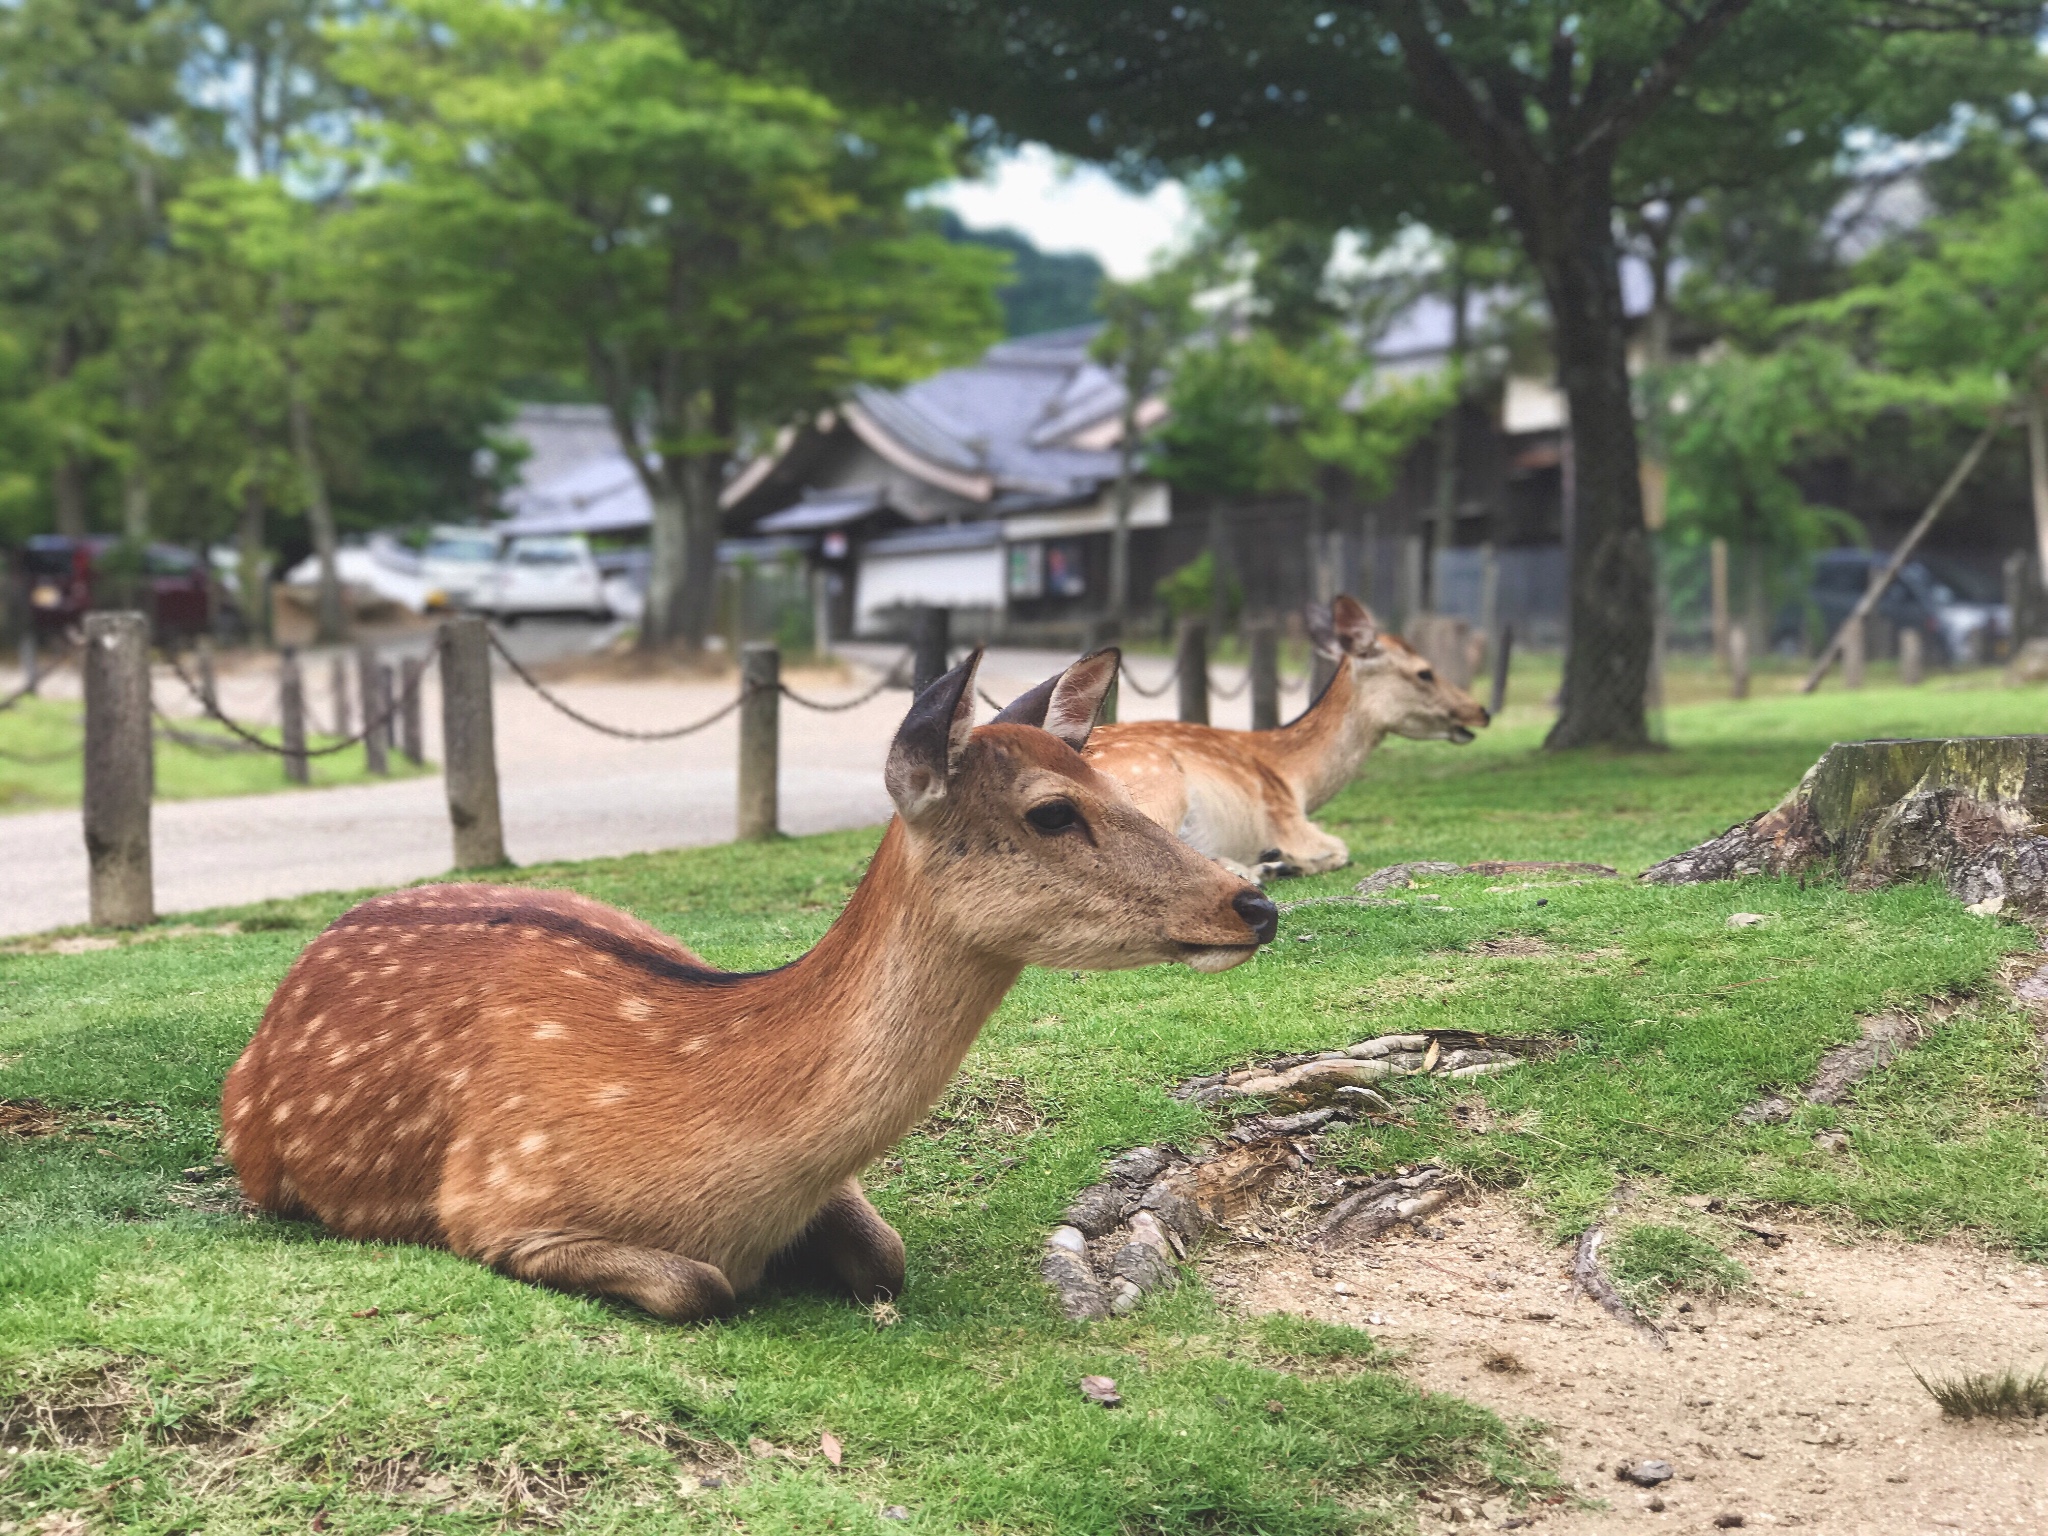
[335,0,1002,645]
[940,210,1105,336]
[1605,1225,1749,1315]
[1155,327,1447,503]
[1153,549,1240,624]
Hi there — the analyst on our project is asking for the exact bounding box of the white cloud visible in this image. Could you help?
[924,144,1192,281]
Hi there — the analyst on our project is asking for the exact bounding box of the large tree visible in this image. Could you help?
[338,0,1005,652]
[652,0,2044,743]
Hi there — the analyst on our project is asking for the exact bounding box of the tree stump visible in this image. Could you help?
[1641,736,2048,913]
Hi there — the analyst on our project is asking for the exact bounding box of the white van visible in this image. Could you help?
[420,526,503,610]
[475,534,612,622]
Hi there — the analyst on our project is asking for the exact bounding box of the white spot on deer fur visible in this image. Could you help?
[231,1099,253,1122]
[617,996,654,1021]
[532,1023,566,1041]
[271,1101,294,1125]
[498,1093,526,1111]
[448,1067,472,1090]
[380,999,399,1016]
[592,1082,630,1106]
[312,1094,333,1114]
[381,965,401,978]
[292,983,309,1003]
[384,1094,402,1112]
[561,967,588,980]
[676,1038,705,1054]
[349,970,366,986]
[367,943,387,957]
[518,1132,548,1156]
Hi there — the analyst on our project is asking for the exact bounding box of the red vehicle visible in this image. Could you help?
[23,535,222,640]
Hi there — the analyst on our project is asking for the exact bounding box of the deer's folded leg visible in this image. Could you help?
[775,1180,906,1304]
[488,1232,736,1321]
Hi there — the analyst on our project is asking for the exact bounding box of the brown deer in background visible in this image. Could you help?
[1072,597,1490,883]
[222,650,1276,1322]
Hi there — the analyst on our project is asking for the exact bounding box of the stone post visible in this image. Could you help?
[911,606,950,695]
[1247,618,1280,731]
[82,612,154,927]
[439,617,505,869]
[279,647,309,785]
[1176,618,1209,725]
[738,643,780,842]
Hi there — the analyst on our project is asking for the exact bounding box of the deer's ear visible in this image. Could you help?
[1305,601,1339,659]
[1041,647,1118,751]
[886,649,982,821]
[992,673,1058,730]
[1329,594,1381,656]
[993,648,1119,751]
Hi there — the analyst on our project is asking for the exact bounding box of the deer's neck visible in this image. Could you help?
[1267,661,1386,811]
[757,823,1020,1173]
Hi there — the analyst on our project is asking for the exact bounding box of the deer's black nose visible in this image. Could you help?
[1233,888,1279,946]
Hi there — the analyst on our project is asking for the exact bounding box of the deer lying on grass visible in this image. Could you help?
[221,650,1276,1322]
[1068,596,1489,883]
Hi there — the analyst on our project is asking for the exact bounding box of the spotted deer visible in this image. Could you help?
[221,651,1277,1322]
[1070,597,1489,883]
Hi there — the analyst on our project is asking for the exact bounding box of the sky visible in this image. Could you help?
[927,144,1192,280]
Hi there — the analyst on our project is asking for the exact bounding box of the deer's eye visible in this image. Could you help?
[1416,668,1435,682]
[1025,800,1079,833]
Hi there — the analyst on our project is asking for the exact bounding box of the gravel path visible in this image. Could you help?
[0,641,1283,938]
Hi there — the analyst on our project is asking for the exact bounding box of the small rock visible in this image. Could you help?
[1737,1446,1764,1459]
[697,1475,725,1488]
[1078,1374,1121,1407]
[1713,1516,1746,1530]
[1618,1460,1674,1487]
[881,1506,911,1521]
[1046,1225,1087,1255]
[180,1166,210,1183]
[1332,1282,1354,1296]
[1727,912,1769,928]
[1966,893,2006,917]
[1263,1399,1285,1415]
[1646,1493,1666,1512]
[1812,1130,1850,1153]
[749,1438,779,1458]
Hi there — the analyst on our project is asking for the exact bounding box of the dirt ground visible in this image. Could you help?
[1204,1194,2048,1535]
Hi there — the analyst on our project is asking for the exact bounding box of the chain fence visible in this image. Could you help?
[488,627,914,739]
[162,647,432,759]
[0,645,76,713]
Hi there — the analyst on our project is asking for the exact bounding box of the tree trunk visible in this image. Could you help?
[642,479,691,649]
[287,383,345,645]
[1534,173,1654,751]
[53,452,89,539]
[1428,262,1468,609]
[2028,395,2048,582]
[238,479,270,645]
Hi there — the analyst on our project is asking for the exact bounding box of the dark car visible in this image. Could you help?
[1799,548,2008,665]
[22,535,227,640]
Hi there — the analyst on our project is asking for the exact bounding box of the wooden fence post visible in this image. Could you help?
[1709,537,1731,670]
[1248,618,1280,731]
[399,655,425,764]
[439,616,506,869]
[329,652,351,738]
[279,646,309,784]
[1488,623,1514,718]
[1900,626,1925,687]
[195,636,217,715]
[82,611,154,927]
[358,644,389,774]
[17,631,36,695]
[1176,617,1209,725]
[738,643,780,842]
[1728,625,1751,701]
[911,606,950,694]
[1842,613,1866,690]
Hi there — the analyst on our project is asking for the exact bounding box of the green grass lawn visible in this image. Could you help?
[0,695,428,814]
[3,678,2046,1532]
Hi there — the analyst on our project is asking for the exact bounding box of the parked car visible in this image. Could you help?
[419,525,504,611]
[1802,548,2008,664]
[21,535,229,640]
[474,534,612,622]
